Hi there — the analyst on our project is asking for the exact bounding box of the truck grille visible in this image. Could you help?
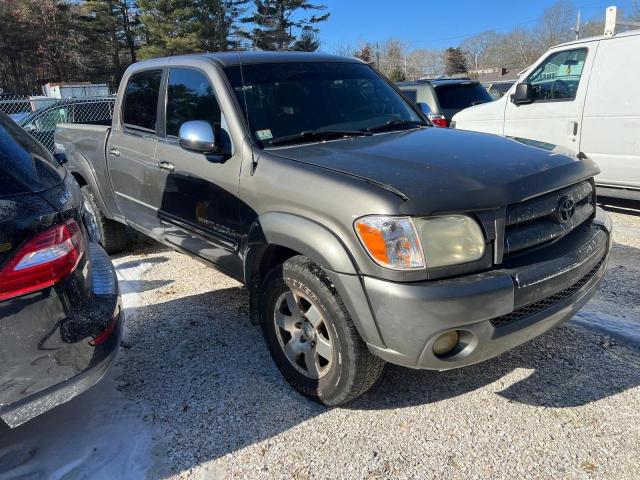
[490,255,605,328]
[504,181,594,256]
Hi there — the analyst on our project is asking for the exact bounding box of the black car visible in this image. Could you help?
[0,112,121,427]
[397,78,493,127]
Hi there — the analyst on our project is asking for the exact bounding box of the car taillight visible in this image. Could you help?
[429,115,448,128]
[0,219,85,301]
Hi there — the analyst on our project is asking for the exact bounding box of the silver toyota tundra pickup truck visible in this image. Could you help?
[55,52,612,405]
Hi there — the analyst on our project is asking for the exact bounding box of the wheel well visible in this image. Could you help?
[71,172,87,187]
[247,244,299,325]
[258,244,299,279]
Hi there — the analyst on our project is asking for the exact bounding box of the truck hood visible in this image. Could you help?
[268,127,600,213]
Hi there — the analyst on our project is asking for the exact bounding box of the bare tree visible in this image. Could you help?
[378,39,406,78]
[405,49,444,79]
[460,31,499,70]
[536,0,575,49]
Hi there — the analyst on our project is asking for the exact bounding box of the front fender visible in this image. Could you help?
[243,213,386,347]
[248,212,358,275]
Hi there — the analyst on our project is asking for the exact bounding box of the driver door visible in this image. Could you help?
[504,45,596,153]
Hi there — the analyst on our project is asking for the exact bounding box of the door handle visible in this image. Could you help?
[109,148,120,157]
[569,121,579,138]
[158,161,175,172]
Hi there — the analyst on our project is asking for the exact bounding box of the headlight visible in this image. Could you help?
[354,216,425,270]
[414,215,485,268]
[355,214,485,270]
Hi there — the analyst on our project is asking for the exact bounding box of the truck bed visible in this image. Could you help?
[54,123,116,216]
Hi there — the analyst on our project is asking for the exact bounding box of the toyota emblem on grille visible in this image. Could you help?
[556,196,576,223]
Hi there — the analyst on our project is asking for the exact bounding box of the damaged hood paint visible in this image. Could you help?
[269,127,600,213]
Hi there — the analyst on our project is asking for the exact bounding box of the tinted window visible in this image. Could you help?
[122,70,162,131]
[224,62,422,146]
[166,68,221,138]
[400,89,418,102]
[435,83,493,110]
[0,113,64,195]
[527,48,587,101]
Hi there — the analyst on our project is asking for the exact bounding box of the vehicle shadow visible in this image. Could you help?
[115,285,640,477]
[598,197,640,216]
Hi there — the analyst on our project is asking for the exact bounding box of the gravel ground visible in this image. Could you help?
[1,207,639,480]
[116,207,640,479]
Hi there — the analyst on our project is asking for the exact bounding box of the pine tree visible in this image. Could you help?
[291,28,319,51]
[354,43,374,64]
[137,0,201,58]
[81,1,123,85]
[243,0,329,51]
[444,47,468,76]
[193,0,251,51]
[388,67,406,82]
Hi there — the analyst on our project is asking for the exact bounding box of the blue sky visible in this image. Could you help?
[318,0,628,51]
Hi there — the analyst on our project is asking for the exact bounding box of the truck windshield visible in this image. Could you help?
[224,62,425,147]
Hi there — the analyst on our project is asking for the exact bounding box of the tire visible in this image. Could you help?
[81,186,128,254]
[260,255,385,405]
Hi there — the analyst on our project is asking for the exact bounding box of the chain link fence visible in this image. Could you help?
[0,95,115,152]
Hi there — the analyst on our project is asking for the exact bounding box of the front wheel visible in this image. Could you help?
[260,255,385,405]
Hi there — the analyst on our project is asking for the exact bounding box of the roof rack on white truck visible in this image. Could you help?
[604,5,640,37]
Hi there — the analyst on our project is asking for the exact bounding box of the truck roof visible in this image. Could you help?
[131,51,363,69]
[553,28,640,49]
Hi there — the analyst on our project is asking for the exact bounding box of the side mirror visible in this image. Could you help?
[417,102,432,116]
[511,82,534,105]
[178,121,216,153]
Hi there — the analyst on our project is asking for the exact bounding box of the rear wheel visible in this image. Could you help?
[81,186,128,254]
[260,255,385,405]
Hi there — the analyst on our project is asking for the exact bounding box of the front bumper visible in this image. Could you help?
[0,243,122,428]
[341,208,611,370]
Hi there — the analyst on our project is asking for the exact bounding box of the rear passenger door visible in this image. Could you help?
[155,67,243,277]
[107,69,164,237]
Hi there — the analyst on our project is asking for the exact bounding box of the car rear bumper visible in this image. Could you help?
[338,208,611,370]
[0,243,122,428]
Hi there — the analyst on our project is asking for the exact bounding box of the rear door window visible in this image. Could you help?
[122,70,162,132]
[435,83,493,110]
[400,89,418,102]
[0,113,64,195]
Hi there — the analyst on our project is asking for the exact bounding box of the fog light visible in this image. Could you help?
[433,330,460,357]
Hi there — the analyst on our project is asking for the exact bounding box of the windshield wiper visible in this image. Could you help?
[365,119,429,133]
[268,129,372,146]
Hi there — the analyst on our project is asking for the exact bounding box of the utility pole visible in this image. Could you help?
[574,10,581,40]
[375,43,380,70]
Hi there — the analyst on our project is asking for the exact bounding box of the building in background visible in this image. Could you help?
[42,82,110,99]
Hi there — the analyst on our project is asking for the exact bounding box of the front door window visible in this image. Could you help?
[527,48,587,101]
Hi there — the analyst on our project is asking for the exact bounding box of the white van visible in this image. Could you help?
[452,28,640,200]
